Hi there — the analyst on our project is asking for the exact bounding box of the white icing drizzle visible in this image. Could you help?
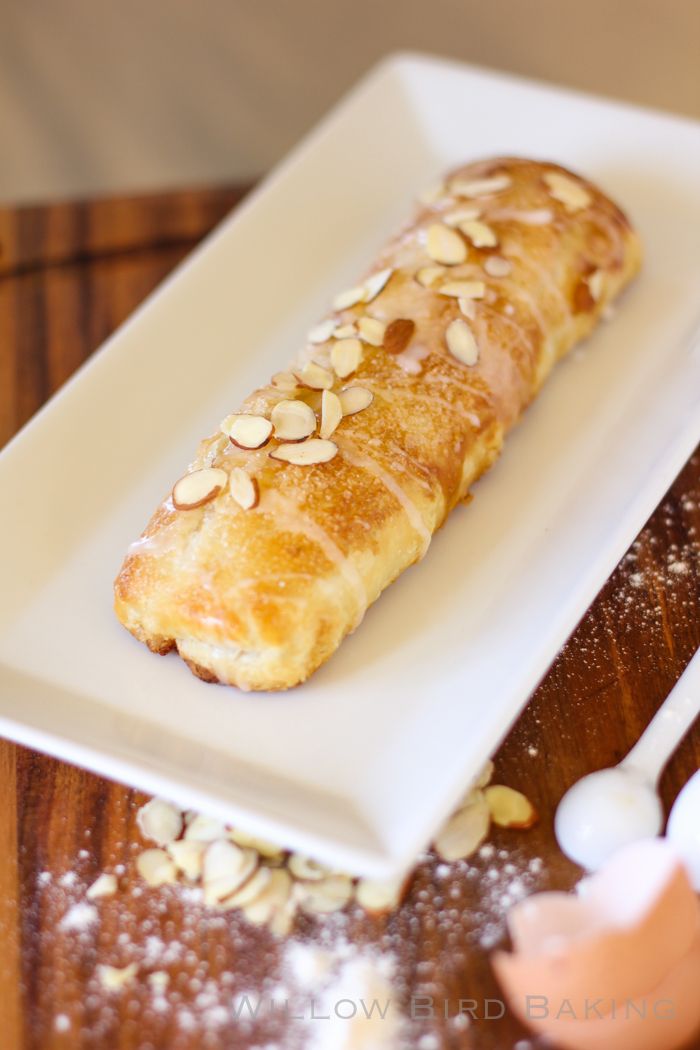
[500,240,572,328]
[336,439,432,556]
[258,489,367,627]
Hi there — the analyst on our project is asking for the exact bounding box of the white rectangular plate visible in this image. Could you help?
[1,53,700,879]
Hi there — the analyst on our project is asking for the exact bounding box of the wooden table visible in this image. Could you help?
[0,185,699,1050]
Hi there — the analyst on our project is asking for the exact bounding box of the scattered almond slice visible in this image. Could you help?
[588,269,605,301]
[271,399,317,442]
[172,468,227,510]
[355,875,406,914]
[543,171,591,213]
[295,361,334,391]
[136,798,183,846]
[444,206,481,226]
[202,840,256,905]
[338,386,373,416]
[484,255,512,277]
[333,285,366,311]
[167,839,206,881]
[458,298,477,320]
[136,848,178,887]
[270,438,338,466]
[484,785,538,828]
[450,173,512,198]
[222,864,272,909]
[307,318,336,344]
[446,319,479,366]
[384,318,416,354]
[320,390,343,439]
[475,759,495,789]
[459,219,498,248]
[363,267,393,303]
[221,414,273,450]
[357,316,386,346]
[296,874,353,915]
[229,467,259,510]
[288,854,333,882]
[98,963,138,991]
[184,814,227,842]
[426,223,467,265]
[330,338,363,379]
[416,265,446,288]
[439,280,485,300]
[242,868,293,927]
[334,323,357,339]
[434,792,491,861]
[271,371,299,391]
[418,180,445,205]
[227,829,285,859]
[86,873,117,900]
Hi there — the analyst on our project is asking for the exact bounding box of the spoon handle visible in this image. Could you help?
[621,647,700,784]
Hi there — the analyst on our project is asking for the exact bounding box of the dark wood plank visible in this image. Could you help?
[0,186,698,1050]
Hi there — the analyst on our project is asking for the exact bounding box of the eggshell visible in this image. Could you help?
[497,926,700,1050]
[494,839,699,1005]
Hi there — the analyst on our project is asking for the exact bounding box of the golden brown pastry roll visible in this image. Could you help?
[114,157,641,690]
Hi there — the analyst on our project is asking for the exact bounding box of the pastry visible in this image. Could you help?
[114,157,642,690]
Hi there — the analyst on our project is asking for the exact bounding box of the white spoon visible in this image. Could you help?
[667,769,700,890]
[555,647,700,870]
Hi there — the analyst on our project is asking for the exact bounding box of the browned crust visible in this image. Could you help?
[114,157,642,691]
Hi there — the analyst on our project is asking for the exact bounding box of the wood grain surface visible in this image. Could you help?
[0,185,698,1050]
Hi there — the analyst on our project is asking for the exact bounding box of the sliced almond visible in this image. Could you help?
[484,785,538,829]
[271,399,316,442]
[136,798,183,846]
[445,319,479,366]
[439,280,485,300]
[270,438,338,466]
[338,386,373,417]
[136,848,178,887]
[295,874,353,915]
[221,414,273,450]
[450,173,511,198]
[355,875,406,914]
[184,814,227,843]
[320,390,343,439]
[308,318,336,344]
[172,468,227,511]
[458,298,477,320]
[222,863,271,909]
[333,285,365,311]
[271,371,299,391]
[384,318,415,355]
[98,963,138,991]
[475,759,495,789]
[426,223,467,265]
[229,467,259,510]
[86,873,118,900]
[288,854,332,882]
[459,219,498,248]
[434,793,491,862]
[416,265,445,288]
[331,338,363,379]
[543,171,591,213]
[444,206,482,226]
[588,269,604,301]
[334,323,357,339]
[167,839,206,881]
[419,180,445,205]
[295,361,334,391]
[202,840,256,905]
[227,829,285,859]
[357,316,386,346]
[242,868,292,926]
[484,255,512,278]
[363,267,393,303]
